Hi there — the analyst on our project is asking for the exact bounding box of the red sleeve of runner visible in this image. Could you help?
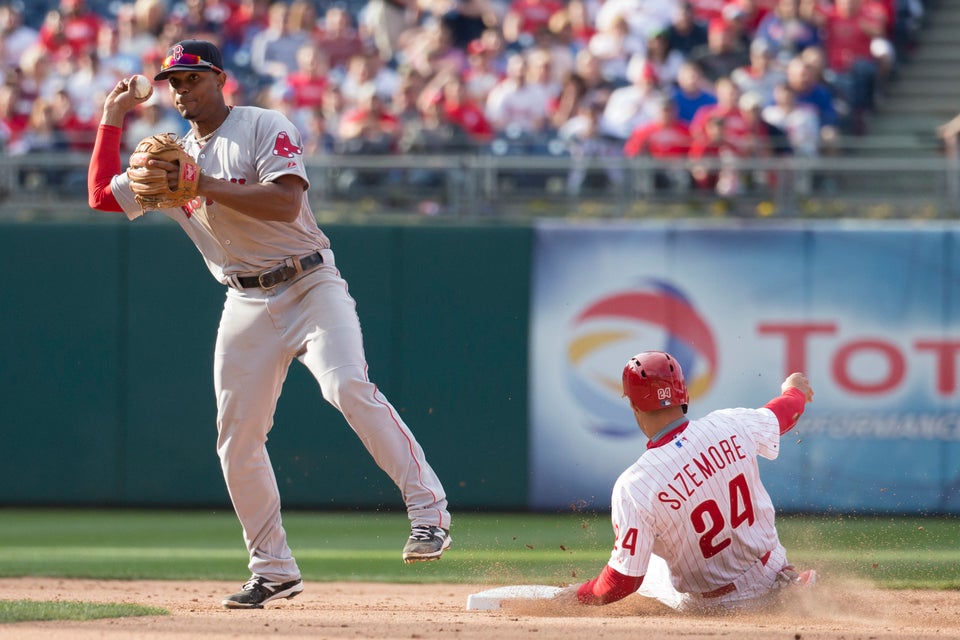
[764,387,807,435]
[87,124,124,212]
[576,564,644,605]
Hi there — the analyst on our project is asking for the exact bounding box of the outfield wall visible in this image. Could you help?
[1,220,957,514]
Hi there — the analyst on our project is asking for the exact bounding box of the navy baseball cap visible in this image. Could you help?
[154,40,224,81]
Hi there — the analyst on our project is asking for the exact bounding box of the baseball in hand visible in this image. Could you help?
[130,74,152,99]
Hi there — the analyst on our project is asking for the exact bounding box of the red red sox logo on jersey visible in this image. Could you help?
[182,160,198,184]
[273,131,302,160]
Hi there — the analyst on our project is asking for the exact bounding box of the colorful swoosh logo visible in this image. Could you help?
[566,281,717,437]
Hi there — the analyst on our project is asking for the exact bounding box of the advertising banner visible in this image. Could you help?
[529,222,960,513]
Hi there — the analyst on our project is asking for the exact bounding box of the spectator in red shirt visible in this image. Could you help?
[502,0,564,47]
[624,96,693,192]
[816,0,886,74]
[689,76,751,154]
[51,89,97,152]
[338,84,402,152]
[284,43,330,110]
[625,96,693,158]
[0,83,29,151]
[814,0,885,129]
[37,9,71,61]
[688,114,729,191]
[421,70,495,143]
[441,82,495,143]
[38,0,102,60]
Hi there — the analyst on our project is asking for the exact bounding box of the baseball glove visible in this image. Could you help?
[126,133,200,209]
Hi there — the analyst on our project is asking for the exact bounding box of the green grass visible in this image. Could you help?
[0,509,956,589]
[0,600,168,623]
[775,514,960,589]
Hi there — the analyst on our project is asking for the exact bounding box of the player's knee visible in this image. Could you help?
[319,366,375,412]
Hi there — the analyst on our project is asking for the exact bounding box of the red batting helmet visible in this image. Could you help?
[622,351,689,412]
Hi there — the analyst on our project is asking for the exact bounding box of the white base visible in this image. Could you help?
[466,584,563,610]
[465,556,684,612]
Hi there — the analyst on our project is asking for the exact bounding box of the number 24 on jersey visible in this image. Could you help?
[616,473,756,560]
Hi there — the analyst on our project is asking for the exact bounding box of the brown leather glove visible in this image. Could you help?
[126,133,200,210]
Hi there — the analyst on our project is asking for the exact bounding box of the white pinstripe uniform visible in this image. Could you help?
[109,105,450,582]
[607,407,788,611]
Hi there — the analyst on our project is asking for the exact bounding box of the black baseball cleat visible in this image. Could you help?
[221,575,304,609]
[402,525,451,563]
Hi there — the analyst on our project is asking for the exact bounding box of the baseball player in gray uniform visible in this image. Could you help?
[556,351,816,612]
[87,39,451,609]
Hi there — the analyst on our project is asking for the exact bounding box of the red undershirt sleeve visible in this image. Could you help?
[764,387,807,435]
[87,124,124,212]
[576,564,644,605]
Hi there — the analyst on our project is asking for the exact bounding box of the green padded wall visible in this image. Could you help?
[0,221,532,510]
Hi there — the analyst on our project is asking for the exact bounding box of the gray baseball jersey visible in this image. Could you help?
[110,105,450,581]
[111,106,329,282]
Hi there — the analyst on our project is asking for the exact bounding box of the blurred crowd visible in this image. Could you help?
[0,0,930,196]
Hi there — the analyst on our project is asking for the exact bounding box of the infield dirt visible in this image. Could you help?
[1,577,958,639]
